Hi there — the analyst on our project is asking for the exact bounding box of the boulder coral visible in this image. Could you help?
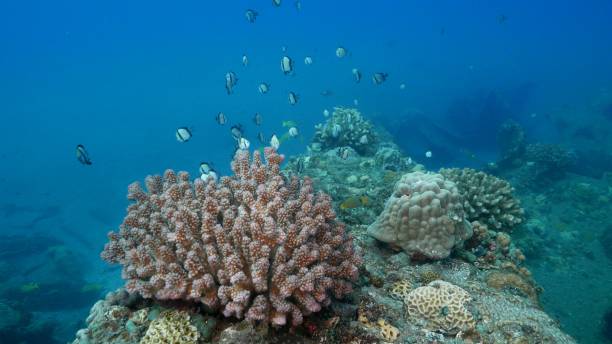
[367,172,472,260]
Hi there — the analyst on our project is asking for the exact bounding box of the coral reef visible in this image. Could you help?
[367,171,472,260]
[440,168,524,231]
[311,107,379,155]
[524,143,577,182]
[101,148,361,327]
[140,310,199,344]
[404,280,475,334]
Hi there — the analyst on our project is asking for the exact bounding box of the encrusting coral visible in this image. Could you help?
[101,147,361,327]
[440,168,524,231]
[404,280,476,334]
[140,310,199,344]
[367,172,472,260]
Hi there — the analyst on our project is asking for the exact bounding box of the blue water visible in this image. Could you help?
[1,1,611,343]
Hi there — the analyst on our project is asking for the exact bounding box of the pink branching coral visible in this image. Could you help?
[101,147,361,326]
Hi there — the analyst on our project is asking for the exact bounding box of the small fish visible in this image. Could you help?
[257,132,266,144]
[359,134,368,144]
[281,56,293,74]
[253,113,263,126]
[288,91,299,105]
[258,82,270,94]
[339,195,369,210]
[225,71,238,94]
[372,72,388,85]
[282,120,297,128]
[352,68,361,83]
[323,109,330,117]
[288,126,299,137]
[272,0,281,7]
[332,124,342,138]
[76,144,92,165]
[238,137,250,150]
[399,83,406,90]
[497,14,507,24]
[242,54,248,66]
[320,90,333,97]
[337,147,350,160]
[215,112,226,125]
[425,150,432,158]
[230,124,244,141]
[281,45,287,52]
[336,46,347,58]
[245,9,258,23]
[294,0,301,11]
[353,99,359,106]
[176,127,192,142]
[295,157,305,173]
[304,56,313,65]
[199,162,214,175]
[270,134,280,150]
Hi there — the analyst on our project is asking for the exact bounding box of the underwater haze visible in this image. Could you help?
[1,1,612,343]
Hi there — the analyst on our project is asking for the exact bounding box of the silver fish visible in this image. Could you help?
[288,91,299,105]
[245,9,258,23]
[270,134,280,150]
[199,162,214,175]
[176,127,192,142]
[230,124,243,141]
[242,54,248,66]
[225,71,238,94]
[216,112,226,125]
[372,72,388,85]
[336,46,347,58]
[352,68,361,83]
[258,83,270,94]
[304,56,313,65]
[280,56,293,74]
[76,144,92,165]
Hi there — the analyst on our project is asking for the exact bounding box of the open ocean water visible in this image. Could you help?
[1,1,611,343]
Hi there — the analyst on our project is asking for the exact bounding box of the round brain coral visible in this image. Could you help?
[367,172,472,259]
[101,148,361,327]
[404,280,475,334]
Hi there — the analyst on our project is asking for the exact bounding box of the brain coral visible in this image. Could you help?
[440,168,524,231]
[101,148,361,327]
[367,172,472,259]
[140,310,199,344]
[404,280,475,334]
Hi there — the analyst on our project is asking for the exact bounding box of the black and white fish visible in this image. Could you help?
[280,56,293,75]
[230,124,244,141]
[295,157,305,173]
[199,161,214,175]
[288,127,299,137]
[258,83,270,94]
[336,46,347,58]
[225,71,238,94]
[352,68,361,83]
[76,144,92,165]
[238,137,250,150]
[245,9,258,23]
[288,91,299,105]
[337,147,350,160]
[372,72,388,85]
[272,0,281,7]
[257,132,266,144]
[176,127,193,142]
[304,56,313,65]
[253,113,263,126]
[270,134,280,150]
[216,112,227,125]
[242,54,248,66]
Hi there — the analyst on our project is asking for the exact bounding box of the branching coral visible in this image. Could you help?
[101,147,361,327]
[367,172,472,260]
[440,168,524,231]
[312,107,378,155]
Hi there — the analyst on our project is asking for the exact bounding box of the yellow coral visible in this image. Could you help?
[377,319,399,342]
[389,280,412,300]
[140,310,199,344]
[404,280,475,334]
